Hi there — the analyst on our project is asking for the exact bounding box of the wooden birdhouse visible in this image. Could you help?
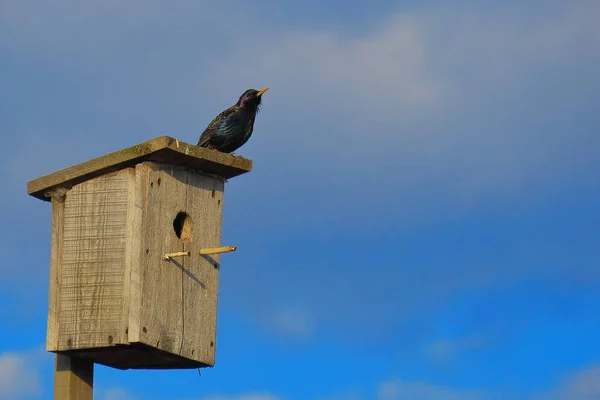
[27,136,252,371]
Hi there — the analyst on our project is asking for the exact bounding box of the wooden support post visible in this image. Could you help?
[54,354,94,400]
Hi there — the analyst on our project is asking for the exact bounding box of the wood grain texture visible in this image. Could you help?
[41,159,228,369]
[54,354,94,400]
[27,136,252,201]
[58,170,130,350]
[47,194,66,351]
[180,171,224,365]
[127,162,222,366]
[133,163,187,355]
[124,167,144,343]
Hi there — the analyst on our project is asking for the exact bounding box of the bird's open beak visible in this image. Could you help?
[256,87,269,96]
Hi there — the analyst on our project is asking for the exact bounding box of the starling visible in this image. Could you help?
[197,88,269,154]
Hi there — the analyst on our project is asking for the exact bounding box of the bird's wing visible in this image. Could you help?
[239,113,256,147]
[197,106,239,147]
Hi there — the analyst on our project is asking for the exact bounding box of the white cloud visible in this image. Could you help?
[103,387,142,400]
[204,0,600,195]
[5,0,599,209]
[534,362,600,400]
[316,389,363,400]
[318,377,493,400]
[0,350,44,399]
[378,379,483,400]
[424,335,486,363]
[0,0,240,54]
[200,379,487,400]
[203,396,281,400]
[269,308,313,338]
[103,389,282,400]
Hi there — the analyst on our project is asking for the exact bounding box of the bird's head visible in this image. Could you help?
[237,88,269,111]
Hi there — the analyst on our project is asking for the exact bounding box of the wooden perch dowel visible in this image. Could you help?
[163,251,191,260]
[199,246,237,255]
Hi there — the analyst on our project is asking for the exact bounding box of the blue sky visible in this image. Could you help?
[1,0,599,399]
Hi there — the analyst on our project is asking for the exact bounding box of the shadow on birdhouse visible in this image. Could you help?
[27,136,252,370]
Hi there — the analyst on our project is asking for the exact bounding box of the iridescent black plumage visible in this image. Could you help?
[197,88,269,154]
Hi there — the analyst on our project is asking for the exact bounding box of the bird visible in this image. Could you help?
[196,88,269,154]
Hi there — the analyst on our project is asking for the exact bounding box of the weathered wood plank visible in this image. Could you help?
[54,354,94,400]
[122,167,142,344]
[27,136,252,201]
[126,163,150,345]
[134,163,186,355]
[47,194,66,351]
[58,170,129,350]
[180,171,224,365]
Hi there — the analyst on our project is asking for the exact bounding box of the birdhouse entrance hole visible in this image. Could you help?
[173,211,192,241]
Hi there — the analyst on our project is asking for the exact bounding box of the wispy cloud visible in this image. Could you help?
[102,387,142,400]
[269,308,314,338]
[202,396,281,400]
[95,377,492,400]
[424,335,486,363]
[0,348,45,399]
[378,378,485,400]
[534,362,600,400]
[2,0,599,344]
[203,0,600,339]
[206,0,600,198]
[317,377,493,400]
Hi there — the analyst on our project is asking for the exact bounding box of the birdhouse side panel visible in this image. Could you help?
[179,170,224,366]
[54,169,132,351]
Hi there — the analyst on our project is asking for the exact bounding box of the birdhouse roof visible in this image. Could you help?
[27,136,253,201]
